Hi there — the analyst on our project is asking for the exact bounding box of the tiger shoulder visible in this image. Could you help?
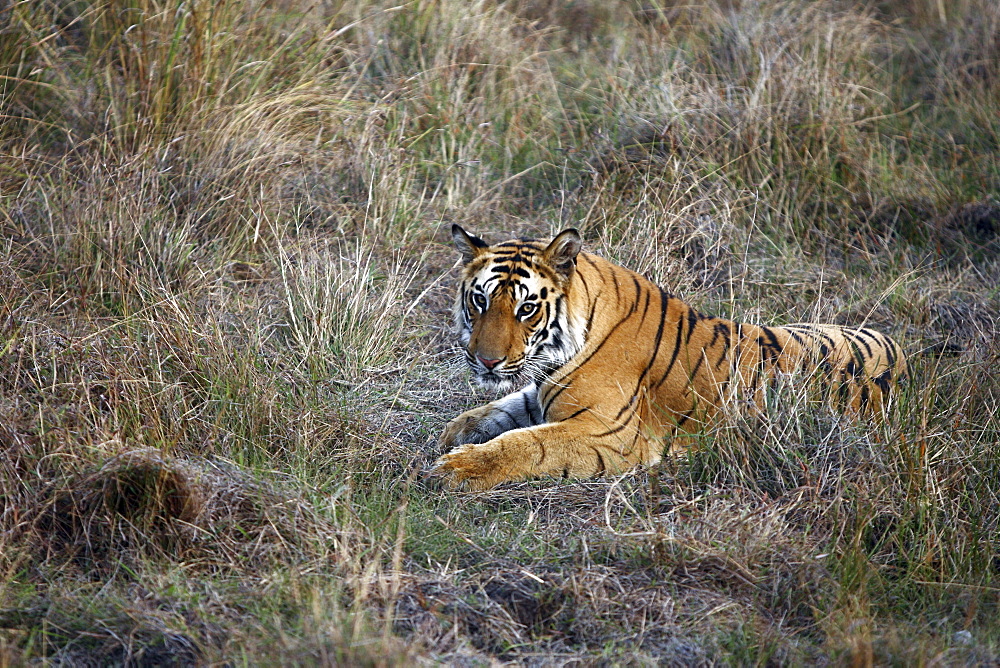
[434,226,906,490]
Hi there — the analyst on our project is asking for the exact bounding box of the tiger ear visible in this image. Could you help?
[452,224,488,263]
[543,228,582,277]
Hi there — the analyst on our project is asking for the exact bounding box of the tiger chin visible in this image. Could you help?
[434,225,906,491]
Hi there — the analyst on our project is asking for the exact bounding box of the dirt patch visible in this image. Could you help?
[393,565,704,663]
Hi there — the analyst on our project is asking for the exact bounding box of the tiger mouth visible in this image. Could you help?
[469,354,561,391]
[472,366,524,392]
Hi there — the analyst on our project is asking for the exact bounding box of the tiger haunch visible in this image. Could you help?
[435,226,907,490]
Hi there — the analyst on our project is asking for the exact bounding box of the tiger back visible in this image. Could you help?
[435,225,907,490]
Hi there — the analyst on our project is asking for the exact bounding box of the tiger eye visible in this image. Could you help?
[517,303,537,319]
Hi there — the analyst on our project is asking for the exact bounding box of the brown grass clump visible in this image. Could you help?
[23,448,345,576]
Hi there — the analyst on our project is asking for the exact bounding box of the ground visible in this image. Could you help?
[1,0,999,664]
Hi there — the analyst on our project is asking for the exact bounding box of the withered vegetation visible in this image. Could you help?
[2,0,999,663]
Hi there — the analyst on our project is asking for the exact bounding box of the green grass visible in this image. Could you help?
[2,0,999,663]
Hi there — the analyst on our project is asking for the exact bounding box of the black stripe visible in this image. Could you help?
[782,327,812,369]
[870,329,896,370]
[542,310,633,412]
[599,400,639,437]
[749,364,762,393]
[818,345,834,375]
[629,423,641,457]
[675,406,698,429]
[688,350,705,383]
[795,326,840,369]
[862,327,896,372]
[652,297,686,390]
[873,370,892,394]
[591,448,606,475]
[729,322,747,371]
[620,286,669,417]
[760,326,783,354]
[706,325,720,349]
[714,321,731,370]
[785,328,809,349]
[841,327,874,359]
[637,287,652,327]
[594,419,632,438]
[840,333,868,375]
[685,307,700,344]
[561,407,589,422]
[495,240,534,250]
[788,324,839,352]
[756,336,775,363]
[584,292,600,333]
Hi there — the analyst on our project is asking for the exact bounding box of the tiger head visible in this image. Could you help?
[452,225,586,392]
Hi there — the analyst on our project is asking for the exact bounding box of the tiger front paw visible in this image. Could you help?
[439,406,496,450]
[433,443,509,491]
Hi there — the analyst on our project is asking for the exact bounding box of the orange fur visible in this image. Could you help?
[435,226,906,490]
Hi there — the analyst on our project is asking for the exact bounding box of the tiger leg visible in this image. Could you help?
[439,383,543,449]
[434,416,660,491]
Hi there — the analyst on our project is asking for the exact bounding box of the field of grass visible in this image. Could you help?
[2,0,999,663]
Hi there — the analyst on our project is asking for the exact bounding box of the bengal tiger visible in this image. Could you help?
[434,225,906,490]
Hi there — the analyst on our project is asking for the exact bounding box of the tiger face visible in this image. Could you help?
[452,225,585,392]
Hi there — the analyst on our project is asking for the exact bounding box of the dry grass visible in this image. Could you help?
[2,0,999,663]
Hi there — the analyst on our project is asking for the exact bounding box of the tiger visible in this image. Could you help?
[434,225,907,490]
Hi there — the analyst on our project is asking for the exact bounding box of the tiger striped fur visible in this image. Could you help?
[434,226,907,490]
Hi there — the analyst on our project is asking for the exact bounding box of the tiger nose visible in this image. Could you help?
[477,355,503,370]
